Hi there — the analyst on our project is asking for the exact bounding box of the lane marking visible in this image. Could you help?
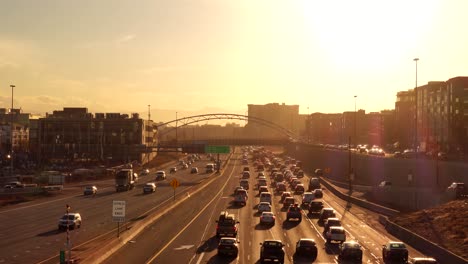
[195,252,205,264]
[146,156,238,264]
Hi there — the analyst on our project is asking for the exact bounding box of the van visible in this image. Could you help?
[260,192,272,205]
[206,164,215,173]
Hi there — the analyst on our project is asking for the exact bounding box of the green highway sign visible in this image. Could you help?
[205,145,230,154]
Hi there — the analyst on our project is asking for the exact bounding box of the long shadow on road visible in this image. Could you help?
[196,235,219,254]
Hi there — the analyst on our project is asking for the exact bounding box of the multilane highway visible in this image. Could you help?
[0,157,222,264]
[103,149,428,264]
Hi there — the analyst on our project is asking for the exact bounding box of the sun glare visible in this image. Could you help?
[299,0,438,71]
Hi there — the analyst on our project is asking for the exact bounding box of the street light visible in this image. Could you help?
[9,84,15,177]
[175,111,178,145]
[413,58,419,152]
[354,95,357,148]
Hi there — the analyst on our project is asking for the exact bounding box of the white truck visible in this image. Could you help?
[115,169,138,192]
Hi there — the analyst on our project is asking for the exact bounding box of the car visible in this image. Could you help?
[308,200,324,214]
[242,171,251,179]
[382,241,409,263]
[296,170,304,178]
[312,188,323,198]
[206,163,215,173]
[260,240,285,264]
[140,169,150,176]
[260,211,276,225]
[217,237,239,257]
[58,213,82,230]
[295,184,305,194]
[234,189,248,205]
[169,167,177,173]
[83,185,97,195]
[216,211,239,237]
[402,149,416,158]
[234,186,245,195]
[257,171,265,178]
[143,182,156,193]
[379,181,392,188]
[258,202,272,213]
[259,192,272,205]
[182,163,189,169]
[240,179,250,190]
[308,177,321,191]
[190,167,198,174]
[325,226,346,244]
[408,257,438,264]
[286,204,302,222]
[243,166,250,172]
[446,182,466,198]
[280,191,292,202]
[301,192,314,207]
[258,185,268,195]
[318,208,336,223]
[323,217,341,234]
[314,169,323,176]
[393,151,403,158]
[276,182,287,194]
[338,241,363,262]
[258,179,267,188]
[295,238,317,260]
[155,170,166,180]
[283,197,295,208]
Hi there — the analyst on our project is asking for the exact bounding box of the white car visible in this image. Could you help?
[259,212,275,225]
[258,202,272,213]
[155,171,166,180]
[143,182,157,193]
[58,213,82,230]
[325,226,346,244]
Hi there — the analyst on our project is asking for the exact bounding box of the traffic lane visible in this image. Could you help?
[101,156,239,264]
[321,189,426,262]
[0,161,212,263]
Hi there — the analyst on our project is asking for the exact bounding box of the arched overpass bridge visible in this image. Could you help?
[153,113,297,152]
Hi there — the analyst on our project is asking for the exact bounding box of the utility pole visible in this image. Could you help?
[175,111,178,146]
[147,105,151,165]
[10,84,15,177]
[414,58,419,153]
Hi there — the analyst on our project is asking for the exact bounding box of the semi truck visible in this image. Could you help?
[115,169,138,192]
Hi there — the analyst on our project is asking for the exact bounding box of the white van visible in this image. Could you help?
[259,192,272,205]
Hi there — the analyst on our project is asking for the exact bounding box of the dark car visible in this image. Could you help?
[338,241,363,263]
[323,217,342,234]
[312,188,323,198]
[83,185,97,195]
[217,237,239,257]
[295,184,305,194]
[283,197,295,208]
[260,240,285,263]
[382,241,408,263]
[295,238,317,260]
[318,208,336,223]
[286,204,302,222]
[190,167,198,174]
[276,182,286,194]
[308,200,324,214]
[258,186,268,195]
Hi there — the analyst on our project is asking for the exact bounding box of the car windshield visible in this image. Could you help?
[299,240,315,246]
[62,215,75,220]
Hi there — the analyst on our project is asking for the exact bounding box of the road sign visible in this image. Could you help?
[112,200,126,222]
[204,145,230,154]
[170,178,180,189]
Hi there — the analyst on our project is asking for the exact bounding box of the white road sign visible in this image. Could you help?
[113,200,126,218]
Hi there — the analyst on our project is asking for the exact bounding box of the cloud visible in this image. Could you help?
[116,34,136,44]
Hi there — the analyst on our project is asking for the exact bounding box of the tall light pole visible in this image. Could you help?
[414,58,419,152]
[10,84,15,177]
[354,96,357,146]
[307,106,310,143]
[175,111,178,145]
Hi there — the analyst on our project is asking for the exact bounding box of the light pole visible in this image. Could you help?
[354,95,357,148]
[175,111,178,145]
[10,84,15,177]
[307,106,310,143]
[413,58,419,153]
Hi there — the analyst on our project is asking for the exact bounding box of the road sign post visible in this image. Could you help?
[170,179,180,200]
[113,200,126,237]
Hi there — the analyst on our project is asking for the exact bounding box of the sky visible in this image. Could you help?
[0,0,467,122]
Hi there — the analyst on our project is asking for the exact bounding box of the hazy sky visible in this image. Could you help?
[0,0,467,121]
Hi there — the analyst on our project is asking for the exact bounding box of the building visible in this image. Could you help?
[395,90,415,149]
[36,108,157,164]
[246,103,303,138]
[307,113,343,144]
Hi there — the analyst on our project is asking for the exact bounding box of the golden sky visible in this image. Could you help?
[0,0,466,121]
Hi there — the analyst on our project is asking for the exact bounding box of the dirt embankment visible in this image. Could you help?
[390,199,468,259]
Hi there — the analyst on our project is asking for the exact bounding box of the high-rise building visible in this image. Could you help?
[247,103,302,138]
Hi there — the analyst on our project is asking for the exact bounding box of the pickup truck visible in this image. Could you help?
[325,226,346,244]
[216,212,239,237]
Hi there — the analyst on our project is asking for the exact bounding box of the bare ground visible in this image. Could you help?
[390,198,468,259]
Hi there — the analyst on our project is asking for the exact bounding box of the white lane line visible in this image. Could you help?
[195,252,205,264]
[146,155,237,264]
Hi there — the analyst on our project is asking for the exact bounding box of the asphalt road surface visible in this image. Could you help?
[103,150,429,264]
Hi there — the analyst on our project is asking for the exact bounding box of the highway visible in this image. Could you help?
[0,156,222,264]
[103,149,428,264]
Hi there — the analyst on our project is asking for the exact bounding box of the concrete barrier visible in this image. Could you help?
[319,177,400,217]
[379,215,468,264]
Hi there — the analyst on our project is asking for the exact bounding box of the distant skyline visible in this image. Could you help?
[1,0,467,121]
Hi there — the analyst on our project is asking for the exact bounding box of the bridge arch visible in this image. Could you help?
[155,113,296,140]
